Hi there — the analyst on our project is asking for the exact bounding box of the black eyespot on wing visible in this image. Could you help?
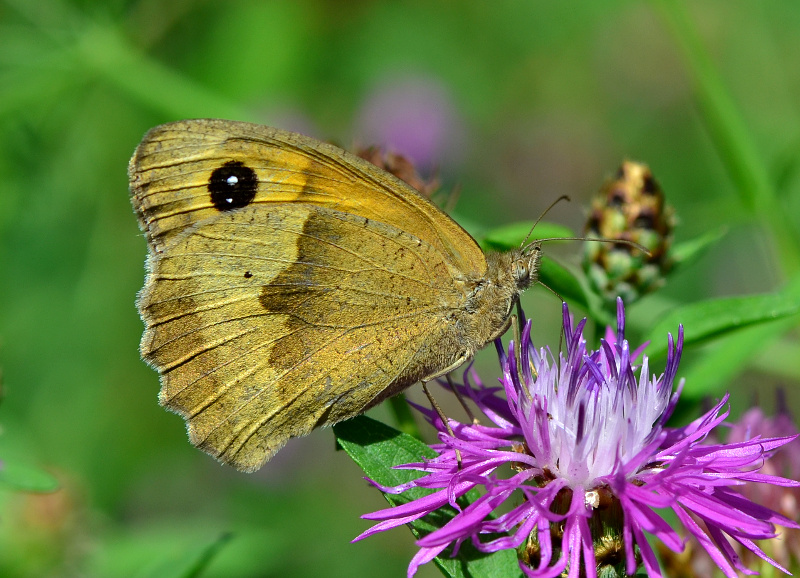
[208,161,258,211]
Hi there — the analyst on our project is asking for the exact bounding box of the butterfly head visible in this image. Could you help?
[513,241,542,291]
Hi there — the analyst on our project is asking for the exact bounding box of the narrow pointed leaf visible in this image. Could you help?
[538,257,589,310]
[481,222,574,252]
[0,460,59,493]
[645,292,800,357]
[670,228,727,269]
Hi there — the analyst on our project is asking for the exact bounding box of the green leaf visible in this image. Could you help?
[481,221,574,252]
[679,317,795,400]
[670,228,727,270]
[537,258,616,328]
[0,460,59,493]
[538,257,587,310]
[334,414,435,493]
[644,292,800,358]
[675,273,800,399]
[134,532,233,578]
[334,416,521,578]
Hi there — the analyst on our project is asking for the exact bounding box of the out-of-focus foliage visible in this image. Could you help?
[1,1,799,576]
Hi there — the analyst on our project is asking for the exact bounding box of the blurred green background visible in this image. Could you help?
[1,1,799,576]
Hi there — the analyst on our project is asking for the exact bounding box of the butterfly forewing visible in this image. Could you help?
[129,119,486,275]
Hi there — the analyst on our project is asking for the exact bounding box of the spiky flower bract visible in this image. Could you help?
[354,299,800,578]
[661,397,800,575]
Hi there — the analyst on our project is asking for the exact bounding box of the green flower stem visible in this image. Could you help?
[387,393,423,440]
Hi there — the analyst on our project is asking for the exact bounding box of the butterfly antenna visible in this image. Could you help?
[519,195,571,249]
[533,236,651,256]
[443,183,462,213]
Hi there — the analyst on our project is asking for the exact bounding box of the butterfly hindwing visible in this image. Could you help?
[138,203,466,471]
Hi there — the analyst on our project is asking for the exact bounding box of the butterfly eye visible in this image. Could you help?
[513,260,530,287]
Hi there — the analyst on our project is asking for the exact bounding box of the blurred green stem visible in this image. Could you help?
[76,22,245,119]
[655,0,800,277]
[5,0,245,120]
[387,394,422,439]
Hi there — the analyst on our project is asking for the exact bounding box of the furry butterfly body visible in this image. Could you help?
[129,119,540,472]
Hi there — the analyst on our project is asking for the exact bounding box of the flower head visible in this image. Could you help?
[354,299,800,578]
[583,161,675,304]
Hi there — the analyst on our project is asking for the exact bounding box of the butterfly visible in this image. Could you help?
[129,119,542,472]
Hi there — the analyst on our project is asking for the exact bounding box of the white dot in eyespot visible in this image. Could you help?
[226,197,233,204]
[227,175,239,186]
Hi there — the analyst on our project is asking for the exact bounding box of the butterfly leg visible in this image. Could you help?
[421,382,462,470]
[446,373,479,425]
[421,353,471,382]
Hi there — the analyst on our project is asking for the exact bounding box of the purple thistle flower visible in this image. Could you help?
[354,299,800,578]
